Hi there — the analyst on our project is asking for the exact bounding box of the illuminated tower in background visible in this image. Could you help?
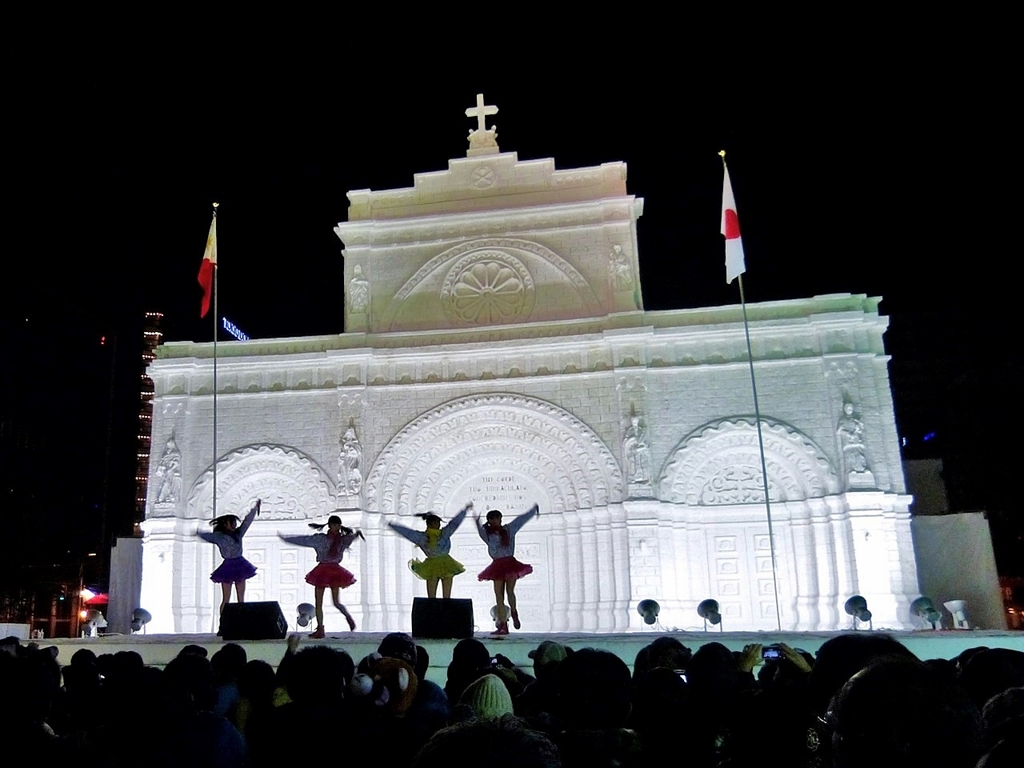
[134,311,163,534]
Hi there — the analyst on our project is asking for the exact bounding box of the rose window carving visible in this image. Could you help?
[441,251,535,326]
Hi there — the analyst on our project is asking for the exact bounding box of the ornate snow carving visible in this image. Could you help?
[608,244,634,291]
[348,264,370,313]
[153,434,182,505]
[365,394,623,515]
[465,93,499,156]
[384,237,600,331]
[185,444,336,521]
[837,401,876,489]
[339,421,363,498]
[660,418,839,505]
[440,250,534,325]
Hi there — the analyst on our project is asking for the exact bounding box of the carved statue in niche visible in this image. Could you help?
[837,401,870,475]
[155,435,182,504]
[349,265,369,314]
[340,421,363,496]
[608,244,634,292]
[623,414,652,484]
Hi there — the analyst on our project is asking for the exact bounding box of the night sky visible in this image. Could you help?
[2,22,1018,581]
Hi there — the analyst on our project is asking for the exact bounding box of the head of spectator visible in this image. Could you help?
[554,647,632,731]
[828,657,982,768]
[379,632,419,667]
[529,641,571,682]
[806,632,916,716]
[459,673,514,720]
[286,645,354,710]
[412,714,562,768]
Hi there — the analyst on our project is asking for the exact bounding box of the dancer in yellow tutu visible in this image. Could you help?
[387,502,472,599]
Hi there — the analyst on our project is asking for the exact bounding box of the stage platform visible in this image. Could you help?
[35,629,1024,684]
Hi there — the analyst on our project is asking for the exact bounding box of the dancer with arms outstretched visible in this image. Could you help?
[388,502,472,599]
[280,515,363,636]
[476,503,538,635]
[199,499,261,617]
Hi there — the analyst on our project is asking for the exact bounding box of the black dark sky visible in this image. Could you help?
[2,20,1019,576]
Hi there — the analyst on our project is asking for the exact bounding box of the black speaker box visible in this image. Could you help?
[220,601,288,640]
[411,597,474,639]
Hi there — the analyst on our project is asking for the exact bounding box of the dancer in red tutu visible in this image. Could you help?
[199,499,261,616]
[476,503,539,635]
[279,515,363,637]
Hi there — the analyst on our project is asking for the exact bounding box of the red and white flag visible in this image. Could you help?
[721,164,746,284]
[198,214,217,318]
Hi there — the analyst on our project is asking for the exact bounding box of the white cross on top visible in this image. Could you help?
[465,93,498,133]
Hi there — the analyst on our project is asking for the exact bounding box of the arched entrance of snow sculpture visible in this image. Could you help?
[364,394,629,631]
[658,418,843,630]
[142,444,339,634]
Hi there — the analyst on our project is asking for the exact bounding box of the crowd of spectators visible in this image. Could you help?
[2,630,1023,767]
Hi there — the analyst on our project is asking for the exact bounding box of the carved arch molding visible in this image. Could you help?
[186,444,336,520]
[365,394,624,515]
[659,418,840,505]
[383,238,601,331]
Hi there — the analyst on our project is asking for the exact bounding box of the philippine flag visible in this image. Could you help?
[198,214,217,318]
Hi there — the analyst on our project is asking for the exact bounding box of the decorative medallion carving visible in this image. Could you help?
[472,166,496,189]
[440,250,534,326]
[660,418,839,505]
[391,237,598,309]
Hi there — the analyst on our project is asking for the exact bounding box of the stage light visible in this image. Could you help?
[131,608,152,633]
[944,599,970,629]
[910,597,942,629]
[844,595,872,629]
[697,599,722,631]
[490,604,511,626]
[296,603,316,628]
[83,609,107,637]
[637,599,660,626]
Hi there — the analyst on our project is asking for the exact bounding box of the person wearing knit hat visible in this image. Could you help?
[529,641,570,680]
[388,503,473,599]
[459,673,514,720]
[412,716,563,768]
[518,643,571,719]
[445,638,493,705]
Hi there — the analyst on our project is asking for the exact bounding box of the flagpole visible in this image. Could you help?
[211,203,219,520]
[720,152,782,631]
[737,274,782,630]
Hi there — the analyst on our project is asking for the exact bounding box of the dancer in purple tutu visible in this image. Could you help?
[279,515,363,636]
[198,499,261,616]
[476,503,539,635]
